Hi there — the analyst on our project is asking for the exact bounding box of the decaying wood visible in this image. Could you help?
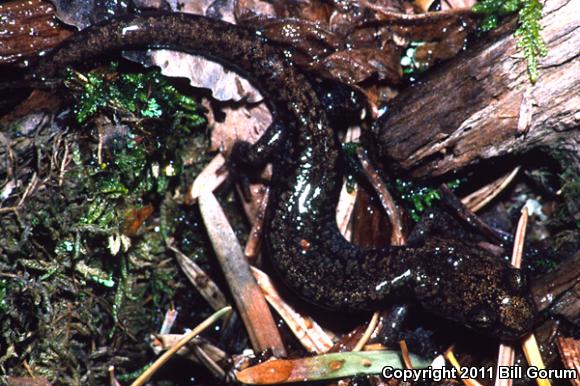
[371,0,579,178]
[531,251,580,319]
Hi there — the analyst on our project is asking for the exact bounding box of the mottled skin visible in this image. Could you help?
[31,12,536,339]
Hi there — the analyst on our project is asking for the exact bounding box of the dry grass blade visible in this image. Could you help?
[251,267,334,354]
[166,238,228,310]
[461,167,520,213]
[495,207,527,386]
[198,190,286,357]
[108,366,121,386]
[336,126,360,239]
[445,347,484,386]
[496,208,550,386]
[353,312,380,352]
[130,306,232,386]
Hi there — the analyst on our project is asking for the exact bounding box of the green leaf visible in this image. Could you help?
[236,350,431,384]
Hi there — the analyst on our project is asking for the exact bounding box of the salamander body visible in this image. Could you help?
[31,12,536,339]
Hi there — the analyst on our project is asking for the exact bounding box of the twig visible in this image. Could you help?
[199,191,286,357]
[108,366,121,386]
[0,172,37,213]
[152,334,226,364]
[130,306,232,386]
[440,184,503,244]
[495,207,550,386]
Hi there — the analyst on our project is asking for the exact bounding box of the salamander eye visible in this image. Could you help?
[467,306,497,329]
[505,269,527,292]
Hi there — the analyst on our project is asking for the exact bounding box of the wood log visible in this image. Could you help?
[370,0,579,178]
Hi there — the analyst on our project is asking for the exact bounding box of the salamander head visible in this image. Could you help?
[413,242,537,340]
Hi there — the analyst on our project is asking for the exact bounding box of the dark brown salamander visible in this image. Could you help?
[30,12,536,339]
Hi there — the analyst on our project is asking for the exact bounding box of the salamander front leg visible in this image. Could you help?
[407,207,462,246]
[220,121,286,199]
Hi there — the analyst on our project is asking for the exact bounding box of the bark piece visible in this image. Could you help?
[371,0,580,178]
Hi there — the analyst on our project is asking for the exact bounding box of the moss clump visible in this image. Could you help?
[0,64,217,383]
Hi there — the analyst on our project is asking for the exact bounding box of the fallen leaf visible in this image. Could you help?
[236,350,430,384]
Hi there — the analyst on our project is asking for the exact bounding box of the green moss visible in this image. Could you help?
[66,63,205,126]
[0,63,213,382]
[395,179,461,222]
[473,0,547,83]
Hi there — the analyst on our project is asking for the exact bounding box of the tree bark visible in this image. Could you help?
[371,0,579,178]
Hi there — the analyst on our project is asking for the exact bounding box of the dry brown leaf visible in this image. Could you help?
[144,50,263,102]
[122,0,261,103]
[321,48,403,85]
[210,102,272,152]
[0,0,72,64]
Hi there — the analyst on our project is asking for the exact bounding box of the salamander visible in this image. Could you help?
[29,11,536,339]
